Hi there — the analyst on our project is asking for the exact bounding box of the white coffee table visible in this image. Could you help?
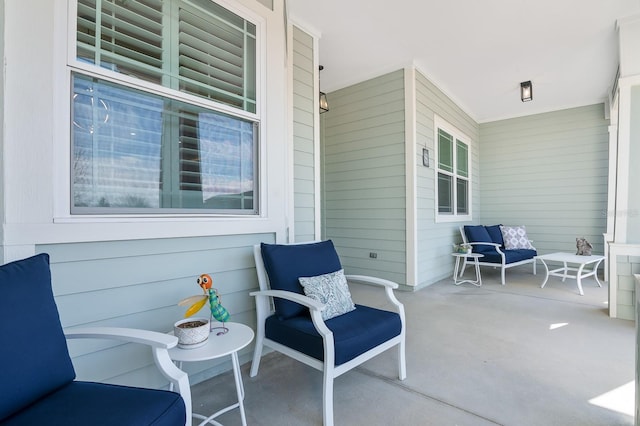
[451,252,484,286]
[169,322,254,426]
[535,252,605,295]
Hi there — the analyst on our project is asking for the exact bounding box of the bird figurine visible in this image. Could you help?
[178,273,230,335]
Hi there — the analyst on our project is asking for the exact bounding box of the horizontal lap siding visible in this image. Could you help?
[292,26,316,242]
[39,232,273,388]
[616,256,640,320]
[415,71,480,286]
[479,104,609,256]
[322,70,406,284]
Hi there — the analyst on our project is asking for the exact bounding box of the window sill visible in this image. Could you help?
[435,214,472,224]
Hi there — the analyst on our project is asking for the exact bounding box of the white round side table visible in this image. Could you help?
[168,322,254,426]
[451,252,484,286]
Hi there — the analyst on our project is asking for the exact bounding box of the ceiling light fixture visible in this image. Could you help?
[520,80,533,102]
[319,65,329,114]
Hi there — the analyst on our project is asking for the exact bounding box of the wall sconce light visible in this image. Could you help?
[319,65,329,114]
[520,80,533,102]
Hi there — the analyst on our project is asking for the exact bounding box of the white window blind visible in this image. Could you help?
[76,0,256,112]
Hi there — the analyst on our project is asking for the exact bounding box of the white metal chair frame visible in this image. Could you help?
[459,226,536,285]
[65,327,192,426]
[250,243,406,426]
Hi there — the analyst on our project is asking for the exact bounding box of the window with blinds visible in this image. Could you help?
[71,0,259,215]
[435,121,471,220]
[76,0,256,112]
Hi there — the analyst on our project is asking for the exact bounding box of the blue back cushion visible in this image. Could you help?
[485,225,504,247]
[261,241,342,320]
[0,254,75,421]
[463,225,495,254]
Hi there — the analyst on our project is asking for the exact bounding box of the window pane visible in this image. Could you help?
[438,173,452,213]
[72,74,256,213]
[456,178,468,214]
[77,0,257,112]
[456,140,468,178]
[438,129,453,172]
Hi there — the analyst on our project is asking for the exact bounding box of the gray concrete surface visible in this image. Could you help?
[191,266,634,426]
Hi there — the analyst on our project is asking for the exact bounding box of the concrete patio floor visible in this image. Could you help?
[191,266,635,425]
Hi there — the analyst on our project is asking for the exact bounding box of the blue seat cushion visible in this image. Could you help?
[463,225,495,254]
[0,253,76,421]
[264,305,402,366]
[481,249,537,265]
[261,241,342,320]
[1,381,186,426]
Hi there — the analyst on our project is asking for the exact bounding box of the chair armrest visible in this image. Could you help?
[345,274,399,289]
[65,327,178,348]
[250,290,331,341]
[468,242,506,256]
[345,275,404,318]
[249,289,325,312]
[65,327,192,426]
[468,242,501,248]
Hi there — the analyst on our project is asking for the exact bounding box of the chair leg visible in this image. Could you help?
[249,334,264,377]
[398,339,407,380]
[501,267,506,285]
[323,369,334,426]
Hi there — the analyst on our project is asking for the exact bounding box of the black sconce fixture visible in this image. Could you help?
[319,65,329,114]
[520,80,533,102]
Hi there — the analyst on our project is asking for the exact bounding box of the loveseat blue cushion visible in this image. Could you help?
[1,381,186,426]
[0,253,76,421]
[463,225,495,254]
[481,249,537,265]
[261,241,342,320]
[485,225,504,247]
[264,305,402,366]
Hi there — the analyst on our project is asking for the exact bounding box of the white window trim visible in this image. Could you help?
[55,0,267,222]
[434,114,472,223]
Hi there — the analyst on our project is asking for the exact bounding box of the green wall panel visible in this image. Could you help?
[38,232,273,388]
[415,70,480,287]
[292,26,316,242]
[479,104,609,256]
[322,70,407,284]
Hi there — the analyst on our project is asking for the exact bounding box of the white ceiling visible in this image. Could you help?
[288,0,640,123]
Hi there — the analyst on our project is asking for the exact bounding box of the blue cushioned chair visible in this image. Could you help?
[250,240,406,426]
[0,253,191,426]
[460,225,537,285]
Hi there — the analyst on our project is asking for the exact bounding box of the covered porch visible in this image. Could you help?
[193,267,634,425]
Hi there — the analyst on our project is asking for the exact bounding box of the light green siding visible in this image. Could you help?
[479,104,609,256]
[415,71,480,286]
[616,255,640,320]
[322,70,407,284]
[292,26,316,242]
[39,233,272,387]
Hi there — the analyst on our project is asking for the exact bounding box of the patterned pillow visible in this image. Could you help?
[500,225,533,249]
[299,269,356,321]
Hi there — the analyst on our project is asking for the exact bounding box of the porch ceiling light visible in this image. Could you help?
[521,80,533,102]
[319,65,329,114]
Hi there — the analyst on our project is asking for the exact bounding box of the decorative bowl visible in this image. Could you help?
[174,318,210,349]
[453,244,472,254]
